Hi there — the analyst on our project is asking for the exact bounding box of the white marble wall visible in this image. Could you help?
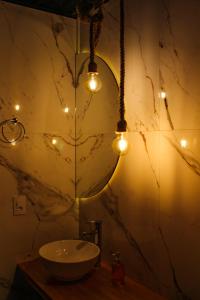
[0,2,78,299]
[80,0,200,299]
[0,0,200,299]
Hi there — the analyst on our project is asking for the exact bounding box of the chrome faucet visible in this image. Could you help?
[82,220,102,266]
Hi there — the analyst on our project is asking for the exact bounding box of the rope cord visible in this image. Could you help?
[89,19,95,65]
[119,0,126,128]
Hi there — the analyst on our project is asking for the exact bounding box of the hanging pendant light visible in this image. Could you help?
[86,18,102,93]
[112,0,128,156]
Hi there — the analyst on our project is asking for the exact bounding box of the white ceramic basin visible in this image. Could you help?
[39,240,100,281]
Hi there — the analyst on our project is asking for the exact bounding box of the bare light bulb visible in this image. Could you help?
[86,72,102,93]
[112,132,128,156]
[15,104,20,111]
[180,139,188,148]
[52,139,57,145]
[64,106,69,113]
[159,91,166,99]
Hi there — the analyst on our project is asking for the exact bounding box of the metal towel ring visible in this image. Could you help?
[0,118,25,144]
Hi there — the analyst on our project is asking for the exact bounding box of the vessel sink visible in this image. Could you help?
[39,240,100,281]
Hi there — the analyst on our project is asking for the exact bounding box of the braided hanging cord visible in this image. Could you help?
[117,0,127,132]
[88,16,98,73]
[89,19,95,66]
[88,5,104,73]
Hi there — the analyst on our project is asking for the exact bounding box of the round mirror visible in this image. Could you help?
[75,53,119,198]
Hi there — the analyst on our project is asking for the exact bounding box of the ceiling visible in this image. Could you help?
[3,0,109,19]
[3,0,78,18]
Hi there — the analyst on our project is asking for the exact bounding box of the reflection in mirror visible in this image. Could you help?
[75,53,119,198]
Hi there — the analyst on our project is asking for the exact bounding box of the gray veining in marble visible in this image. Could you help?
[0,154,77,220]
[1,1,200,300]
[80,1,200,300]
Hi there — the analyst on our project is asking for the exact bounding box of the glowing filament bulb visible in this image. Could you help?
[160,91,166,99]
[64,107,69,113]
[15,104,20,111]
[112,132,128,156]
[119,136,128,152]
[86,72,102,93]
[89,77,97,91]
[52,139,57,145]
[180,139,188,148]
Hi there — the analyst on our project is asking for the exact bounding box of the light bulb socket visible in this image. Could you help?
[117,119,127,132]
[88,62,97,73]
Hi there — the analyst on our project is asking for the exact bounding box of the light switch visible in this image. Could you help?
[13,195,27,216]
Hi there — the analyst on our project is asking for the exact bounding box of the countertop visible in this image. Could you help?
[18,258,166,300]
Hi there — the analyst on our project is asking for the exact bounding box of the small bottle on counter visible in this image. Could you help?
[111,251,125,285]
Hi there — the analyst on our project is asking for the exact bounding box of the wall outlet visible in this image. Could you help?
[13,195,27,216]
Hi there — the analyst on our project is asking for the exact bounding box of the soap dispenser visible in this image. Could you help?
[111,251,125,285]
